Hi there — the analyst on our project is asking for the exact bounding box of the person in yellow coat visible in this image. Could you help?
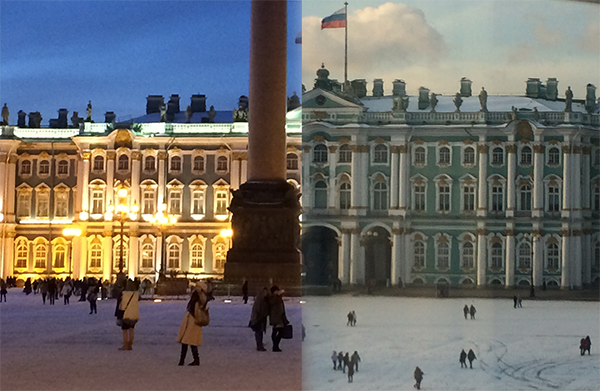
[177,281,208,366]
[116,279,140,350]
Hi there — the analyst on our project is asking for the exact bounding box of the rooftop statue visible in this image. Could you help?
[453,93,463,112]
[430,93,438,112]
[2,103,9,125]
[565,86,573,112]
[208,105,217,123]
[160,103,167,122]
[185,105,193,123]
[479,87,488,112]
[86,100,92,121]
[392,95,409,112]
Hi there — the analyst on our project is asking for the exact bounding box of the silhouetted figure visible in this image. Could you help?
[460,349,467,368]
[414,366,424,390]
[467,349,477,369]
[463,304,469,319]
[469,305,476,320]
[242,280,249,304]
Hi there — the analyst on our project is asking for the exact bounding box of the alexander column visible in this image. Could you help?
[224,0,301,292]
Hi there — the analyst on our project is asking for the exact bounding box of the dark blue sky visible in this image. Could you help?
[0,0,302,124]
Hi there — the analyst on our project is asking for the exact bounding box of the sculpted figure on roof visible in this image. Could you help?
[86,100,92,121]
[564,86,573,112]
[2,103,9,125]
[479,87,488,112]
[430,93,438,112]
[208,106,217,123]
[453,93,463,112]
[160,103,167,122]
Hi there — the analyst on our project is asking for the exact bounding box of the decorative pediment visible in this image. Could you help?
[39,151,50,159]
[373,137,387,144]
[464,139,474,145]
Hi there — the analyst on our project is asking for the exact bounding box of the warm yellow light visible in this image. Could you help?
[220,228,233,238]
[62,227,82,237]
[0,212,4,222]
[106,203,115,213]
[131,203,139,213]
[169,216,178,224]
[104,212,113,221]
[118,188,128,198]
[158,203,167,212]
[129,213,138,221]
[79,211,89,221]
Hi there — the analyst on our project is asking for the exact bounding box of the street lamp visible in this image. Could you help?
[220,228,233,250]
[148,203,178,278]
[105,186,139,280]
[524,232,540,298]
[62,227,81,278]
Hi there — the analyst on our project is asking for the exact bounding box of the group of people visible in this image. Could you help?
[346,310,357,326]
[463,304,476,320]
[512,295,523,308]
[248,285,289,352]
[579,336,592,356]
[459,349,477,369]
[331,351,361,382]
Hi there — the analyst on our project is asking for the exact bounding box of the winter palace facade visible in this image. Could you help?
[301,68,599,289]
[0,96,302,283]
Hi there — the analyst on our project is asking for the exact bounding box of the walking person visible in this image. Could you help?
[413,366,424,390]
[351,351,361,372]
[584,336,592,355]
[268,285,289,352]
[248,287,269,351]
[343,352,350,373]
[469,304,476,320]
[517,294,522,308]
[460,349,467,368]
[351,310,357,326]
[242,280,249,304]
[177,282,208,366]
[47,279,56,305]
[87,285,98,314]
[61,279,72,305]
[467,349,477,369]
[513,295,518,308]
[115,279,140,351]
[40,280,48,304]
[0,278,7,302]
[463,304,469,319]
[331,351,338,370]
[347,361,354,383]
[337,351,344,370]
[347,311,353,326]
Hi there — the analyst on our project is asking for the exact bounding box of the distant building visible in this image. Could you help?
[0,95,302,283]
[302,67,599,289]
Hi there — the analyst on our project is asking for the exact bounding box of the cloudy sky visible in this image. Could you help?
[0,0,302,124]
[302,0,599,99]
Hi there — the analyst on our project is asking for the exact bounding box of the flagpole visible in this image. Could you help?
[344,2,348,85]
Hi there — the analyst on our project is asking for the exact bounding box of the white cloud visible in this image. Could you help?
[580,19,599,53]
[534,20,563,46]
[302,2,447,88]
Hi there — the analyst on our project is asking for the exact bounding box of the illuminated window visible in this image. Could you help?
[167,243,181,269]
[169,190,182,214]
[36,192,50,218]
[215,190,228,215]
[17,191,31,218]
[214,243,227,270]
[90,243,102,268]
[34,243,47,269]
[91,189,104,215]
[143,189,155,215]
[113,236,128,271]
[141,243,154,269]
[54,244,66,268]
[190,243,203,269]
[192,191,205,215]
[55,192,69,218]
[15,240,28,268]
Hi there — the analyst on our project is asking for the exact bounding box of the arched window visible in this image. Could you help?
[57,160,69,175]
[546,243,559,270]
[38,160,50,175]
[518,242,531,269]
[520,146,532,166]
[373,144,388,163]
[314,180,328,209]
[519,184,532,211]
[190,243,204,269]
[491,242,503,269]
[118,154,129,171]
[193,156,205,172]
[339,144,352,163]
[414,147,426,165]
[215,190,228,215]
[214,243,227,270]
[340,182,351,209]
[462,242,474,268]
[413,241,425,268]
[492,147,504,165]
[437,242,450,268]
[438,147,450,165]
[547,147,560,166]
[54,244,66,268]
[20,160,32,175]
[463,147,475,165]
[144,156,156,172]
[90,243,102,268]
[93,156,104,171]
[491,184,504,212]
[170,156,182,172]
[15,241,28,268]
[167,243,181,269]
[313,144,328,163]
[142,188,156,214]
[216,156,228,172]
[373,181,388,210]
[548,184,560,212]
[34,243,47,269]
[141,243,154,269]
[286,153,298,170]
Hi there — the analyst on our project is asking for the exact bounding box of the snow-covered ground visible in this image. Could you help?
[301,296,600,391]
[0,289,302,391]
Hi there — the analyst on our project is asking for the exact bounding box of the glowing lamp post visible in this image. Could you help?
[105,187,139,278]
[220,228,233,249]
[62,227,81,278]
[148,203,178,277]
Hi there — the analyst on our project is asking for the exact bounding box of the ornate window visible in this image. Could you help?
[20,160,32,176]
[190,243,204,269]
[192,191,205,215]
[519,184,532,211]
[38,160,50,176]
[438,146,451,165]
[463,147,475,166]
[144,156,156,172]
[167,242,181,269]
[546,243,560,270]
[313,144,328,163]
[113,236,128,271]
[491,147,504,166]
[435,176,451,213]
[339,144,352,163]
[214,242,227,270]
[93,155,104,172]
[214,184,230,218]
[286,153,298,170]
[170,156,182,173]
[216,156,228,172]
[339,180,351,210]
[373,181,388,210]
[91,189,104,215]
[461,242,474,268]
[518,242,531,269]
[89,242,102,269]
[142,188,156,215]
[141,242,154,269]
[520,146,532,166]
[413,241,425,268]
[17,189,32,218]
[169,189,182,214]
[547,183,560,212]
[373,144,388,163]
[436,241,450,269]
[118,154,129,171]
[314,180,328,208]
[34,242,47,269]
[411,176,428,212]
[488,176,506,213]
[57,160,69,176]
[193,156,205,172]
[54,191,69,218]
[547,147,560,166]
[491,242,503,269]
[35,190,50,218]
[461,184,476,212]
[15,239,28,268]
[54,243,66,268]
[414,146,426,166]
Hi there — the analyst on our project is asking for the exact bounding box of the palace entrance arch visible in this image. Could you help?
[301,226,338,286]
[364,226,391,286]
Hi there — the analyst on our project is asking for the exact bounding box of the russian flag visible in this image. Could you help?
[295,31,302,44]
[321,7,346,29]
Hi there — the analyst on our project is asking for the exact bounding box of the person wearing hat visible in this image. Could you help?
[268,285,288,352]
[177,281,208,365]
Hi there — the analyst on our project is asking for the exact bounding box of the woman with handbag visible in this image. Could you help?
[177,281,208,366]
[268,286,289,352]
[115,279,140,351]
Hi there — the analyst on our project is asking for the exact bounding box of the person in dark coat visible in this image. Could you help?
[517,294,522,308]
[469,305,476,320]
[351,351,361,372]
[351,311,357,326]
[584,336,591,355]
[343,352,350,373]
[347,311,353,326]
[23,278,32,295]
[347,361,354,383]
[242,280,249,304]
[268,286,288,352]
[460,349,467,368]
[580,338,586,355]
[463,304,469,319]
[467,349,477,369]
[302,324,306,341]
[248,287,269,351]
[413,366,424,390]
[87,286,98,314]
[40,280,48,304]
[332,351,338,370]
[513,295,518,308]
[47,279,57,305]
[79,278,88,301]
[0,278,8,302]
[337,351,344,370]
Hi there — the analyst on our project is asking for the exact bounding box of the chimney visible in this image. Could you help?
[17,110,26,127]
[28,112,42,128]
[105,111,116,123]
[331,79,342,93]
[526,78,541,98]
[146,95,164,114]
[546,78,558,101]
[586,83,597,113]
[57,108,68,128]
[191,95,206,112]
[168,94,180,113]
[418,87,430,110]
[373,79,384,97]
[351,79,367,98]
[392,79,406,96]
[460,77,472,97]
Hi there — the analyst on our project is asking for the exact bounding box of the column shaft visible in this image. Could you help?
[581,151,590,211]
[561,234,570,288]
[131,152,141,207]
[81,153,90,215]
[505,234,515,287]
[477,232,487,286]
[477,145,487,216]
[302,147,311,210]
[398,146,408,212]
[562,147,571,213]
[157,151,165,206]
[390,148,399,209]
[391,231,402,285]
[129,235,139,280]
[328,147,337,208]
[532,146,544,217]
[350,232,363,284]
[106,152,115,208]
[102,234,113,282]
[506,146,516,215]
[573,234,582,287]
[533,238,543,287]
[339,231,351,284]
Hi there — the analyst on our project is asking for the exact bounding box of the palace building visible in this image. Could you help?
[0,95,302,283]
[301,67,599,289]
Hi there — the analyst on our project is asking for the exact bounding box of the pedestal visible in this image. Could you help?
[224,180,301,293]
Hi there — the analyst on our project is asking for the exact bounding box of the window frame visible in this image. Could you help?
[413,146,427,167]
[339,144,352,163]
[373,144,389,164]
[313,144,328,163]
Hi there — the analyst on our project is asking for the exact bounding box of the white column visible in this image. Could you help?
[582,232,592,285]
[573,232,582,287]
[155,233,163,274]
[562,145,571,216]
[102,233,113,282]
[0,154,6,216]
[129,233,139,280]
[350,230,364,284]
[106,151,115,208]
[533,236,543,287]
[398,145,409,214]
[581,148,591,212]
[506,145,516,216]
[477,144,488,217]
[390,147,399,209]
[231,155,241,190]
[302,146,311,210]
[403,233,411,285]
[351,146,365,211]
[205,237,215,273]
[572,147,582,216]
[81,152,91,216]
[476,229,487,286]
[360,150,369,211]
[78,235,88,279]
[132,151,142,207]
[339,229,351,284]
[391,228,403,285]
[71,235,82,279]
[2,234,15,279]
[328,146,337,209]
[241,157,248,184]
[561,230,571,289]
[505,233,515,287]
[532,145,544,218]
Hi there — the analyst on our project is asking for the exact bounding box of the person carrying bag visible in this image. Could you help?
[177,281,208,366]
